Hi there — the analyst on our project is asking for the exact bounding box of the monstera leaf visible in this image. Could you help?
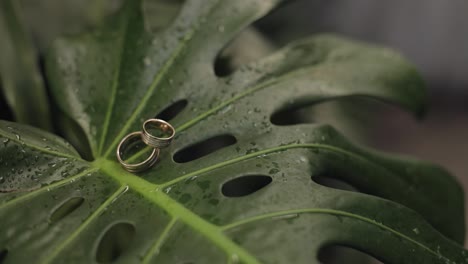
[0,1,466,263]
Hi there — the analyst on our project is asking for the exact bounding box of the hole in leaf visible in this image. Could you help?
[173,135,237,163]
[214,27,275,77]
[318,245,384,264]
[271,96,388,127]
[155,99,188,121]
[55,109,94,161]
[312,175,359,193]
[270,103,316,125]
[0,83,13,121]
[0,249,8,263]
[96,222,136,263]
[214,56,231,77]
[50,197,85,223]
[222,175,272,197]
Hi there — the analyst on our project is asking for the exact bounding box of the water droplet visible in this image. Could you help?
[189,175,198,181]
[2,138,9,146]
[219,104,232,114]
[273,213,299,220]
[225,77,234,85]
[413,228,420,235]
[112,186,129,203]
[217,25,225,33]
[269,168,280,174]
[230,254,240,263]
[165,186,173,194]
[143,57,151,66]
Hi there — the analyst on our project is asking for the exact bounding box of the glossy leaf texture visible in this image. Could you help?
[0,0,466,263]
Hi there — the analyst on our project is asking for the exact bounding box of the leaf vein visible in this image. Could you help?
[41,184,129,263]
[97,12,131,156]
[142,217,178,263]
[103,27,196,158]
[160,143,391,188]
[0,167,97,210]
[176,63,320,132]
[221,209,452,263]
[0,129,83,161]
[103,1,224,158]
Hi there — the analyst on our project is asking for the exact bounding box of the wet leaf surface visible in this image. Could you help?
[1,0,466,263]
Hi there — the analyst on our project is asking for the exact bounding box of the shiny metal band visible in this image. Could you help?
[116,131,160,173]
[141,119,175,148]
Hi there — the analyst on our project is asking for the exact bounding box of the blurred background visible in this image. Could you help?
[255,0,468,182]
[256,0,468,196]
[255,1,468,261]
[1,0,467,263]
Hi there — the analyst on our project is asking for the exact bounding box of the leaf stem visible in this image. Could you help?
[97,159,261,264]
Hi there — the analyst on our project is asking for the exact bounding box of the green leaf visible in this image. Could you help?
[0,0,52,130]
[16,0,118,53]
[1,0,466,263]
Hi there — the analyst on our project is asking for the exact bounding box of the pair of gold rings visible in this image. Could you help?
[116,119,175,173]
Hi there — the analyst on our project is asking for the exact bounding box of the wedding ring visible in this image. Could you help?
[116,131,159,172]
[141,119,175,148]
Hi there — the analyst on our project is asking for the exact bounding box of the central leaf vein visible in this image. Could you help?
[103,1,225,158]
[97,6,132,157]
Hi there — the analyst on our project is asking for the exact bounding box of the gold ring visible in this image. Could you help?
[141,119,175,148]
[116,131,159,172]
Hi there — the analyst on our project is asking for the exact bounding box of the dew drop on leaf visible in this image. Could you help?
[164,186,173,194]
[230,254,240,263]
[273,213,299,220]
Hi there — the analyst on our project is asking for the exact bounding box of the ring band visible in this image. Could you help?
[141,119,175,148]
[116,131,159,173]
